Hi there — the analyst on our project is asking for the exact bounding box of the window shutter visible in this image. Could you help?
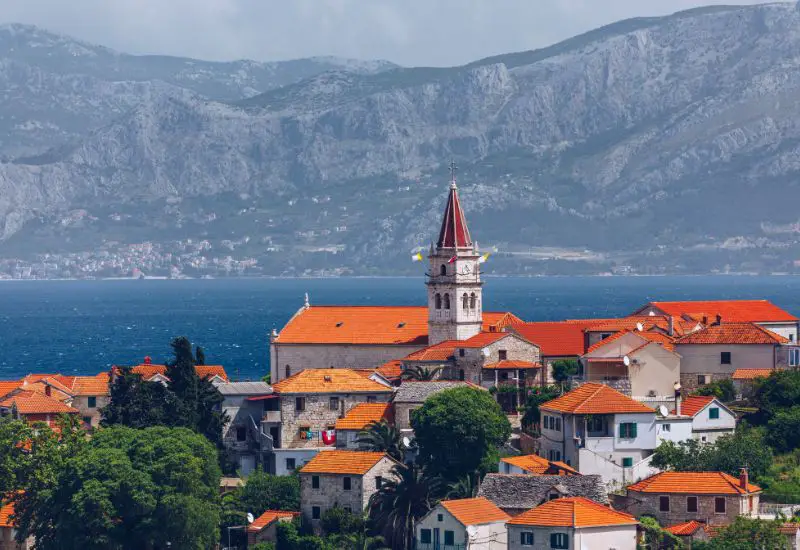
[630,423,637,438]
[550,533,557,548]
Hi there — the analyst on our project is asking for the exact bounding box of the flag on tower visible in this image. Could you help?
[478,252,490,264]
[411,252,423,262]
[448,255,457,264]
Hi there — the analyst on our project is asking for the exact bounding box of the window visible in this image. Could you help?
[82,416,92,425]
[440,264,447,276]
[285,365,291,378]
[344,506,352,513]
[720,352,732,365]
[420,529,432,544]
[312,506,321,520]
[715,497,726,513]
[588,416,604,433]
[555,418,561,432]
[295,397,305,411]
[662,423,671,432]
[709,407,720,420]
[286,458,296,471]
[459,369,465,381]
[791,334,795,342]
[312,475,320,489]
[687,496,698,513]
[87,396,97,408]
[435,293,442,309]
[790,348,800,366]
[329,397,339,411]
[236,426,247,442]
[470,293,476,309]
[600,333,612,340]
[444,530,454,546]
[549,492,559,501]
[343,477,351,491]
[376,476,383,490]
[520,532,534,546]
[619,422,638,439]
[697,374,710,386]
[459,349,465,357]
[550,533,569,549]
[659,496,670,512]
[437,514,444,522]
[622,457,633,468]
[462,293,469,310]
[443,294,450,310]
[498,350,508,361]
[367,396,377,403]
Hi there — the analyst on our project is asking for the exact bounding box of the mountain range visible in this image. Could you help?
[2,4,800,277]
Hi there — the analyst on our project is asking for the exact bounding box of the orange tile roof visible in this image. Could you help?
[404,340,460,361]
[512,322,586,357]
[440,497,510,526]
[274,305,522,346]
[128,364,228,382]
[376,360,403,381]
[500,454,579,475]
[637,300,797,323]
[246,510,299,533]
[0,391,79,415]
[335,403,393,430]
[70,373,111,396]
[664,520,706,536]
[627,472,761,495]
[672,395,715,417]
[273,369,393,395]
[676,322,788,345]
[461,331,516,348]
[586,329,676,355]
[732,368,775,380]
[541,383,654,415]
[585,330,631,354]
[483,360,541,370]
[0,381,21,399]
[299,450,390,475]
[0,500,16,528]
[508,497,637,527]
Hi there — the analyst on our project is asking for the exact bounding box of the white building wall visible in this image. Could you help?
[627,345,681,398]
[468,522,508,550]
[676,343,776,376]
[656,418,693,444]
[416,505,468,548]
[759,322,798,343]
[690,402,736,443]
[576,525,637,550]
[272,448,325,476]
[613,413,657,450]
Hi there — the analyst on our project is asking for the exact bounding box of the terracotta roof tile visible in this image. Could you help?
[483,360,541,370]
[71,373,111,396]
[732,368,775,380]
[299,450,390,475]
[637,300,797,323]
[0,391,79,415]
[246,510,299,533]
[541,383,654,415]
[507,497,637,527]
[376,360,403,381]
[664,520,706,536]
[500,454,579,475]
[0,500,15,528]
[404,340,460,361]
[586,330,676,355]
[0,381,21,399]
[460,332,515,348]
[440,497,510,526]
[627,472,761,495]
[273,369,393,395]
[127,364,228,382]
[512,322,586,357]
[672,395,716,417]
[676,322,788,345]
[335,403,393,431]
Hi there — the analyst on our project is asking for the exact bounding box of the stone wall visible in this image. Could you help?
[625,491,756,526]
[74,395,110,428]
[394,402,420,431]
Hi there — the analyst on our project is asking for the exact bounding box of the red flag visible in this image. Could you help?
[322,429,336,445]
[448,255,457,264]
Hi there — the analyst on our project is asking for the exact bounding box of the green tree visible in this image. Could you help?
[0,417,34,495]
[551,359,580,384]
[235,470,300,515]
[400,366,442,381]
[356,420,405,461]
[15,425,221,550]
[445,475,478,499]
[638,516,684,549]
[692,378,736,402]
[766,406,800,453]
[368,462,443,550]
[101,366,178,428]
[412,387,511,480]
[320,506,364,536]
[753,369,800,417]
[195,346,207,366]
[692,517,787,550]
[521,386,561,428]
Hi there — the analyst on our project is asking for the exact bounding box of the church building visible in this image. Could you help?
[269,170,534,384]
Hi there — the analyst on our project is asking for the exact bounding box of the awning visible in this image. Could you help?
[246,394,279,401]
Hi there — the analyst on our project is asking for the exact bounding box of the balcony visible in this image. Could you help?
[262,410,281,423]
[572,375,631,395]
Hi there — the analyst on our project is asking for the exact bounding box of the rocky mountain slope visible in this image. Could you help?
[2,5,800,276]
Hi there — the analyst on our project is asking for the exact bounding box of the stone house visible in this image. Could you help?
[216,381,273,475]
[298,450,398,532]
[663,520,711,547]
[334,402,393,450]
[506,496,638,550]
[0,389,79,428]
[268,369,394,450]
[415,497,509,550]
[3,373,109,428]
[246,510,299,546]
[674,322,794,391]
[477,473,608,517]
[731,368,775,399]
[498,455,579,476]
[392,381,479,431]
[511,321,596,383]
[672,395,735,444]
[622,470,761,526]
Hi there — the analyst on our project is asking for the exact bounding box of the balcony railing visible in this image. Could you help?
[571,376,631,395]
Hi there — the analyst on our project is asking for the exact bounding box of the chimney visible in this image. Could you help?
[668,316,675,337]
[45,385,51,397]
[740,468,749,490]
[144,356,152,365]
[715,314,723,326]
[702,316,708,326]
[674,382,682,415]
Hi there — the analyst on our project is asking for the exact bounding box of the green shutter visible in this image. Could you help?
[710,407,720,419]
[619,423,626,438]
[623,457,633,468]
[630,422,637,438]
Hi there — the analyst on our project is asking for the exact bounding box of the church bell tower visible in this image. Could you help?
[427,162,483,345]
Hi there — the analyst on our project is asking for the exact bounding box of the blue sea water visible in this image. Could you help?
[1,276,800,381]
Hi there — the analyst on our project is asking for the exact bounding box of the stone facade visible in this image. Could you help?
[427,249,483,346]
[676,343,781,391]
[300,457,397,532]
[624,491,759,526]
[73,394,110,428]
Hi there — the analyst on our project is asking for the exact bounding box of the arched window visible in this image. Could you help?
[470,292,477,309]
[435,293,442,310]
[462,293,469,310]
[459,369,465,381]
[443,294,451,310]
[440,264,447,276]
[285,365,291,379]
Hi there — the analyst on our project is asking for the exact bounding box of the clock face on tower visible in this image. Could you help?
[460,263,472,275]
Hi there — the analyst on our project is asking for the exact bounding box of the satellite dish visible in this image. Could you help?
[636,322,644,332]
[623,355,631,367]
[402,436,412,448]
[658,405,669,417]
[247,513,255,524]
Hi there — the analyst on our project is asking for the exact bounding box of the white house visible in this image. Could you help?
[416,497,509,550]
[672,395,736,443]
[539,383,691,490]
[506,497,638,550]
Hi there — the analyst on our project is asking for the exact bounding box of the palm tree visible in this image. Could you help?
[401,366,442,381]
[368,462,444,550]
[356,420,405,461]
[445,474,478,499]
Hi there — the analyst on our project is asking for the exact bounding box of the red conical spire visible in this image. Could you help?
[436,162,473,249]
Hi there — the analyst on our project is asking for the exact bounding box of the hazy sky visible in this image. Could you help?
[0,0,779,66]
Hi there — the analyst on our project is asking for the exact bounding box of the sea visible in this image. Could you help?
[1,276,800,381]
